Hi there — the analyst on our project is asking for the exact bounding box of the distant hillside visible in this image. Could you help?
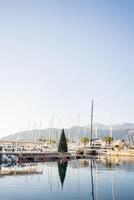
[1,123,134,141]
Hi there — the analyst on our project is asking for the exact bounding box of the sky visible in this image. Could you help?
[0,0,134,137]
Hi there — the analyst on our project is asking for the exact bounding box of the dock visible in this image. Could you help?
[0,151,101,163]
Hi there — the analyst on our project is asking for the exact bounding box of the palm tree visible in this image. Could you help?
[80,137,89,146]
[103,136,113,146]
[47,139,56,144]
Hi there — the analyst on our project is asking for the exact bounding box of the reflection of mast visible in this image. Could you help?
[90,160,95,200]
[48,162,50,189]
[50,162,52,191]
[68,160,71,191]
[77,160,80,193]
[95,162,99,200]
[111,170,115,200]
[47,162,52,191]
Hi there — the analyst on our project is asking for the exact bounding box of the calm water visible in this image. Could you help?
[0,158,134,200]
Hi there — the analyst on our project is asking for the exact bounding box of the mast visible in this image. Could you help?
[49,120,51,144]
[33,122,36,142]
[58,119,61,143]
[39,121,42,142]
[95,123,98,139]
[69,120,71,143]
[77,115,80,144]
[110,126,113,138]
[90,100,94,146]
[27,120,31,142]
[51,116,54,142]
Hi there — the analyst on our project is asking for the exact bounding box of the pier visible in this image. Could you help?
[1,150,102,163]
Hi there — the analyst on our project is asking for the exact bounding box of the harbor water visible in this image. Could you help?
[0,158,134,200]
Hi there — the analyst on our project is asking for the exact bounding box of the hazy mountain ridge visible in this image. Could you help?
[1,123,134,141]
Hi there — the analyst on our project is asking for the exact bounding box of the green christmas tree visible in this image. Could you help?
[58,129,68,153]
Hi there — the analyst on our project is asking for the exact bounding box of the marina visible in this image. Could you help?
[0,0,134,199]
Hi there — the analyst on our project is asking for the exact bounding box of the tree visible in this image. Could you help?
[0,146,2,164]
[48,139,56,144]
[58,129,68,153]
[80,137,89,146]
[39,138,46,143]
[103,136,113,146]
[0,146,2,152]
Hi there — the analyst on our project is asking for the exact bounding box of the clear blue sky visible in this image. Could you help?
[0,0,134,136]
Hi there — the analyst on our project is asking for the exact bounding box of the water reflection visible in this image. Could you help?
[58,161,68,188]
[90,161,95,200]
[0,159,134,200]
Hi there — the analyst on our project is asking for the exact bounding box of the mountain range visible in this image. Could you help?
[1,123,134,141]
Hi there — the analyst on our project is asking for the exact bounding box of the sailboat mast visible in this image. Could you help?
[110,126,113,138]
[58,119,61,143]
[69,120,71,143]
[95,124,98,139]
[77,115,80,144]
[49,120,51,144]
[39,121,42,142]
[90,100,94,146]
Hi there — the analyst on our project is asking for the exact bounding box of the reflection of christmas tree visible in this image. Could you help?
[58,161,68,189]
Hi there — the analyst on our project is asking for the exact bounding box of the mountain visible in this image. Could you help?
[112,123,134,130]
[1,123,134,141]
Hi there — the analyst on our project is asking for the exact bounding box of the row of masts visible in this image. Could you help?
[24,123,113,143]
[24,100,113,143]
[25,125,100,143]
